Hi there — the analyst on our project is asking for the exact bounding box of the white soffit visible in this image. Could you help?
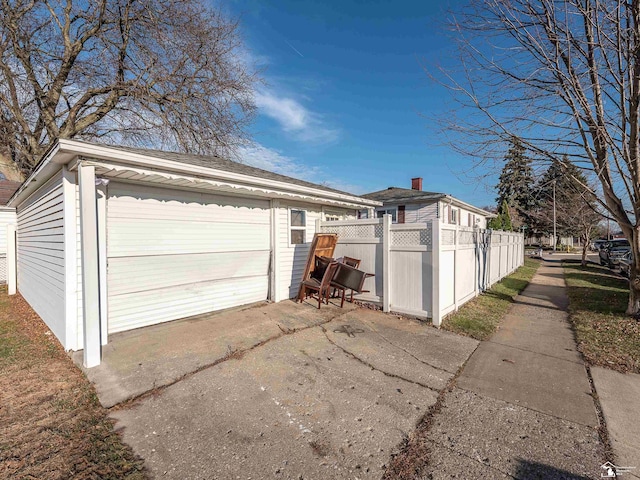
[79,160,371,210]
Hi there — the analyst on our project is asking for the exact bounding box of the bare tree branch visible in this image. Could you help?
[437,0,640,314]
[0,0,259,173]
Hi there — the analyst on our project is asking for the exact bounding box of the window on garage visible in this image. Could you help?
[289,209,306,245]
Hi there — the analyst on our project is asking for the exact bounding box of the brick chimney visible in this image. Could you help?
[411,177,422,191]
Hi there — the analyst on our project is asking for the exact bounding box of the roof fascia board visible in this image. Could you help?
[373,196,444,205]
[443,195,493,217]
[7,142,76,207]
[59,139,381,207]
[79,159,374,210]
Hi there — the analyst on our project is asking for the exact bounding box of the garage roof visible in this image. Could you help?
[8,139,381,210]
[76,141,354,197]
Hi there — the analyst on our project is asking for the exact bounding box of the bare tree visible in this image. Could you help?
[440,0,640,314]
[0,0,258,177]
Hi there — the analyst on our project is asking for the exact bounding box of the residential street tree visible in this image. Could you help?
[495,137,536,231]
[532,158,602,265]
[0,0,258,177]
[441,0,640,315]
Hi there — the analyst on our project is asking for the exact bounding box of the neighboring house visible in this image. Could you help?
[6,139,380,367]
[362,177,492,229]
[0,180,20,284]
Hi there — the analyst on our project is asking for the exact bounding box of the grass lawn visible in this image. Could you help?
[442,257,541,340]
[563,260,640,374]
[0,286,147,479]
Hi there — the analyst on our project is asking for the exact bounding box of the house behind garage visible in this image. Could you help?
[0,179,20,283]
[7,140,379,367]
[362,177,492,227]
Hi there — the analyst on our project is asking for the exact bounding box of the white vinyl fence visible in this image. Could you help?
[319,215,524,326]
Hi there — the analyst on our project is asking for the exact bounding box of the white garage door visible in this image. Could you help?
[107,182,271,333]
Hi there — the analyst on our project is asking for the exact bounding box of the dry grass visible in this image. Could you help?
[563,261,640,374]
[442,257,541,340]
[0,286,146,479]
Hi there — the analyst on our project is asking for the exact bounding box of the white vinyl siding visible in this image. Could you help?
[16,172,66,343]
[75,184,84,347]
[277,202,321,301]
[405,203,438,223]
[106,182,271,333]
[276,202,356,300]
[0,209,16,283]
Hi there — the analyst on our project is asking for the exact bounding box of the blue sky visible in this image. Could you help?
[229,0,498,207]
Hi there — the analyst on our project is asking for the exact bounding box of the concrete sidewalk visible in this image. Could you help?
[591,367,640,479]
[422,259,606,479]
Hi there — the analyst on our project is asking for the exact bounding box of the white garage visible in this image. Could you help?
[6,139,380,368]
[106,183,271,333]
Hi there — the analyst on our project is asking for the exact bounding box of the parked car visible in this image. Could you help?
[599,239,629,266]
[590,239,608,251]
[600,240,631,268]
[619,251,633,277]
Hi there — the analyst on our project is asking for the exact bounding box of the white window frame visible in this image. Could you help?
[288,208,307,246]
[376,207,397,223]
[449,207,458,225]
[325,214,340,222]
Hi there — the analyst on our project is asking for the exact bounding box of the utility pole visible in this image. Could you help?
[552,180,557,252]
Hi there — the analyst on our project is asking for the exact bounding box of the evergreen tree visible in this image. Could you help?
[495,138,536,230]
[488,200,514,231]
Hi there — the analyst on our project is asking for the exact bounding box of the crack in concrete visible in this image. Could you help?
[319,325,441,394]
[381,341,480,479]
[109,310,355,412]
[357,317,456,375]
[428,438,518,479]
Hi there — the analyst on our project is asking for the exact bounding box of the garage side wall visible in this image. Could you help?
[276,202,356,301]
[16,171,66,344]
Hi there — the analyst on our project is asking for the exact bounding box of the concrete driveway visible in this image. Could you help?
[78,301,478,479]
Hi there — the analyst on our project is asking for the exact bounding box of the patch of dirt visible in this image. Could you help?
[0,288,146,479]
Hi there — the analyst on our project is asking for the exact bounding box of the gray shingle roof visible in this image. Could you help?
[73,140,355,197]
[0,180,21,206]
[362,187,445,204]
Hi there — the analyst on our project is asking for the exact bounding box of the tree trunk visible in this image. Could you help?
[626,228,640,316]
[581,239,588,267]
[626,270,640,316]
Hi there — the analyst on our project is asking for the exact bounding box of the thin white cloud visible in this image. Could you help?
[239,142,362,195]
[254,89,339,144]
[239,143,320,179]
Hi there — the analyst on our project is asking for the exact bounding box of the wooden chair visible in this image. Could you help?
[342,256,361,269]
[297,261,340,309]
[329,256,361,302]
[330,262,369,307]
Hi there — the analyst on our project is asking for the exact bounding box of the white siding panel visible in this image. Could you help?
[0,210,17,284]
[276,202,356,300]
[276,202,321,300]
[76,184,84,347]
[405,203,438,223]
[108,276,269,333]
[108,251,269,296]
[16,172,66,344]
[107,182,271,333]
[0,210,17,253]
[108,219,269,257]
